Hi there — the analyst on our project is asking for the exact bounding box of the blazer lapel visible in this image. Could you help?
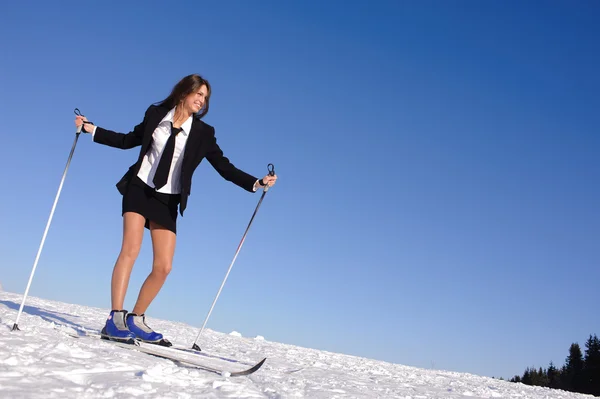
[140,106,170,158]
[183,116,202,166]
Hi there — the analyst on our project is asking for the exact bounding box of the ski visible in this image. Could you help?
[75,329,255,366]
[65,330,266,377]
[107,340,266,377]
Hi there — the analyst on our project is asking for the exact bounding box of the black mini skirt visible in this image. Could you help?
[122,176,181,234]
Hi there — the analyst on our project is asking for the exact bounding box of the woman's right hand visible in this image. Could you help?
[75,115,95,133]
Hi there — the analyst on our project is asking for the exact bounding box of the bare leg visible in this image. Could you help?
[111,212,146,310]
[131,221,176,315]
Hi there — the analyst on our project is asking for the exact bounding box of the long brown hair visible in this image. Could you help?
[156,74,212,119]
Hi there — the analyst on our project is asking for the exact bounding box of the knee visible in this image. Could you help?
[119,244,141,261]
[152,259,172,278]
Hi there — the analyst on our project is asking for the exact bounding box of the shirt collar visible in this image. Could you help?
[161,107,193,135]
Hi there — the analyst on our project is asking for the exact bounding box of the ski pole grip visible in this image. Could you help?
[74,108,93,134]
[74,108,83,133]
[263,163,275,192]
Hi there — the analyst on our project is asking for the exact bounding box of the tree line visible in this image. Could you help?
[510,334,600,396]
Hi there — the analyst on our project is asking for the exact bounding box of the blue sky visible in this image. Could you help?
[1,0,598,380]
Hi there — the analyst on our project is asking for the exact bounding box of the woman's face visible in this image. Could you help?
[183,84,209,114]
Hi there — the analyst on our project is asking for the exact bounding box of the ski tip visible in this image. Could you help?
[230,357,267,377]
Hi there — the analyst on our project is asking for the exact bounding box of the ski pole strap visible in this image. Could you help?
[259,163,275,192]
[259,164,275,186]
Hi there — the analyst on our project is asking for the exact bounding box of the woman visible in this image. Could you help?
[74,74,277,345]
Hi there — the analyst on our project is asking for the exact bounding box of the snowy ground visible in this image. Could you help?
[0,292,591,398]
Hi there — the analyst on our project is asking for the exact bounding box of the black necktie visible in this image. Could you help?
[153,122,182,190]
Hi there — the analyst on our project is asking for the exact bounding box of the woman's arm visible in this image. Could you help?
[205,127,258,192]
[81,106,152,150]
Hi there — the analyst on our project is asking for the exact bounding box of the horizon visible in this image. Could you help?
[1,1,598,381]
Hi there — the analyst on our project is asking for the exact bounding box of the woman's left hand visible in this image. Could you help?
[260,174,277,187]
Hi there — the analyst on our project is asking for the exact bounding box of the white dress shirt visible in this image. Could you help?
[90,108,262,194]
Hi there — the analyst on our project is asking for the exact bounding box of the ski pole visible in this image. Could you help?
[191,163,276,350]
[12,109,88,331]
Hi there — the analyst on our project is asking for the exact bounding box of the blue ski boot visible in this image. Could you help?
[101,310,136,343]
[126,313,165,344]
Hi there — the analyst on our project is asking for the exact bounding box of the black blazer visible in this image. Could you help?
[92,104,258,216]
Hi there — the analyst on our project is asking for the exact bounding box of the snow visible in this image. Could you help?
[0,292,590,398]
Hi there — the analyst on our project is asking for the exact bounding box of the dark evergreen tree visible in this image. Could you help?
[518,366,547,386]
[547,361,561,389]
[536,366,549,387]
[562,343,585,392]
[522,368,532,385]
[583,334,600,396]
